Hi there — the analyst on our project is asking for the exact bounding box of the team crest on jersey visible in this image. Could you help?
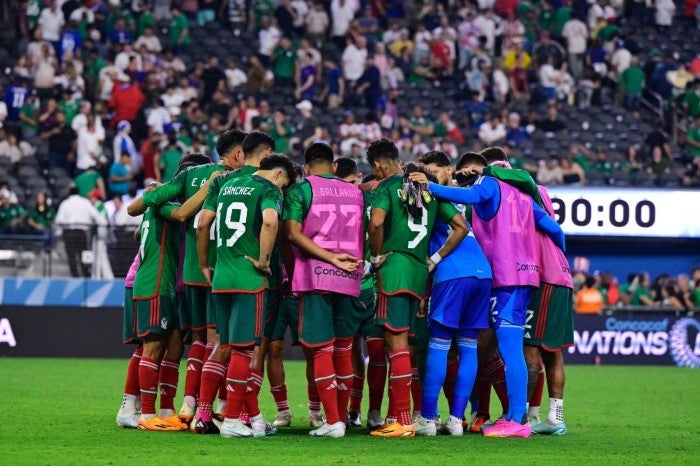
[161,318,168,330]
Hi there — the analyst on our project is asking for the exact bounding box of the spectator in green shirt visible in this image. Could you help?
[19,93,39,140]
[169,6,191,53]
[0,190,26,234]
[73,166,106,198]
[272,37,296,87]
[630,273,654,306]
[680,81,700,118]
[27,191,56,247]
[269,109,293,155]
[158,135,183,182]
[619,57,644,112]
[685,116,700,162]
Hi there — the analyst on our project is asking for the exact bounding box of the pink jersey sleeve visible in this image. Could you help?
[124,252,141,288]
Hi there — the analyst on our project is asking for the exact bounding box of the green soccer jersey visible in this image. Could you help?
[371,174,458,296]
[142,163,227,286]
[133,204,179,299]
[212,175,283,292]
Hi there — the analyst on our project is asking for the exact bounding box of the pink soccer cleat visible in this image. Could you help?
[482,419,532,438]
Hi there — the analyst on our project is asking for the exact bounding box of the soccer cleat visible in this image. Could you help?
[194,418,220,435]
[531,420,567,436]
[137,416,187,431]
[528,414,541,426]
[413,415,437,436]
[347,410,362,427]
[309,421,346,438]
[483,419,532,438]
[220,419,255,438]
[469,414,489,433]
[367,410,384,430]
[444,415,464,436]
[370,422,416,438]
[308,410,325,428]
[116,410,140,428]
[178,402,195,424]
[251,418,277,437]
[212,413,224,429]
[272,410,292,428]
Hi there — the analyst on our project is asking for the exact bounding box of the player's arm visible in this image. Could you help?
[408,171,496,205]
[196,209,216,285]
[532,200,566,252]
[368,207,390,268]
[168,171,223,222]
[128,171,186,216]
[246,208,278,276]
[483,165,543,206]
[429,205,469,271]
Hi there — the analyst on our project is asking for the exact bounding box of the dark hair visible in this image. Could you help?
[480,146,508,164]
[367,138,399,165]
[259,154,297,181]
[404,163,438,183]
[216,129,247,157]
[419,150,452,167]
[585,276,596,288]
[334,157,358,179]
[304,142,334,165]
[179,152,212,167]
[455,152,487,171]
[242,131,275,158]
[68,185,80,196]
[362,173,377,183]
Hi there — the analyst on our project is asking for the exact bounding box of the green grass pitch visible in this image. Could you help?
[0,359,698,465]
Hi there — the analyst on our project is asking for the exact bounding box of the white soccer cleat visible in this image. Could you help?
[308,410,325,428]
[444,415,464,436]
[309,421,346,438]
[116,409,140,428]
[366,410,384,430]
[251,418,277,437]
[272,410,292,427]
[220,419,255,438]
[413,414,437,436]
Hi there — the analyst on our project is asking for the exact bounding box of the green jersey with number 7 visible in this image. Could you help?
[371,174,459,298]
[212,175,284,293]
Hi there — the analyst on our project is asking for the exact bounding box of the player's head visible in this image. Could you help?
[303,142,334,174]
[333,157,359,184]
[367,138,399,180]
[258,154,296,190]
[242,130,275,162]
[175,152,212,176]
[217,128,247,170]
[419,150,453,186]
[455,151,487,186]
[480,146,509,165]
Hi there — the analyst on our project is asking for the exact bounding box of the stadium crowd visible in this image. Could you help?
[0,0,700,241]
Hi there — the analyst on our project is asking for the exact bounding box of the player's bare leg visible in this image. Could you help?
[531,349,567,435]
[267,339,291,426]
[524,345,544,424]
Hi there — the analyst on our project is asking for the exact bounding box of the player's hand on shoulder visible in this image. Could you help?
[458,166,483,176]
[408,172,428,186]
[145,181,161,192]
[245,256,273,275]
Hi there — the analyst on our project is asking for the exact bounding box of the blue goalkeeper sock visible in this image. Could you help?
[495,324,527,424]
[420,334,451,420]
[450,336,477,419]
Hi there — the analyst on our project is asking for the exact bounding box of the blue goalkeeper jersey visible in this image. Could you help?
[429,203,492,285]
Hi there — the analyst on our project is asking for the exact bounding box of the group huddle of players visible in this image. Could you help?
[114,128,573,439]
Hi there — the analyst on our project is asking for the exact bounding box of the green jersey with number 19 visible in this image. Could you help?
[133,204,180,299]
[370,174,459,298]
[142,163,227,286]
[212,175,283,293]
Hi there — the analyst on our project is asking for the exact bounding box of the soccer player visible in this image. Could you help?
[131,130,246,426]
[366,139,467,438]
[209,154,296,438]
[116,251,142,428]
[409,152,565,438]
[410,151,491,437]
[466,149,573,435]
[334,158,386,430]
[193,131,275,433]
[129,168,223,431]
[283,143,365,438]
